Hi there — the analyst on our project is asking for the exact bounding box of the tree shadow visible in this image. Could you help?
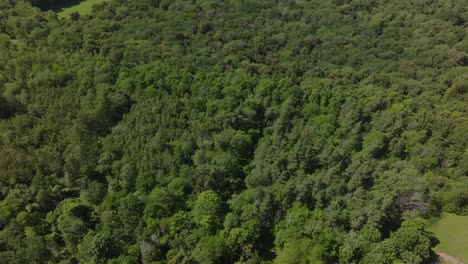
[31,0,85,12]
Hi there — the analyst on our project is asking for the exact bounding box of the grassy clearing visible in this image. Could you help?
[428,212,468,263]
[57,0,109,18]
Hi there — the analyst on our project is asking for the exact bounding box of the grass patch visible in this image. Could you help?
[57,0,109,18]
[428,212,468,263]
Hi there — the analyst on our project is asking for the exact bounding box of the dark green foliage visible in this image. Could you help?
[79,230,120,263]
[192,235,228,264]
[438,182,468,215]
[30,0,84,11]
[0,0,467,263]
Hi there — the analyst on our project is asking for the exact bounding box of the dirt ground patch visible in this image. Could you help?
[439,253,465,264]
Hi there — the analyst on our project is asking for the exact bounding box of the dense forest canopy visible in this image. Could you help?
[0,0,467,263]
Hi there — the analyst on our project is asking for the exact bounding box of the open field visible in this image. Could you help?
[58,0,108,18]
[428,213,468,264]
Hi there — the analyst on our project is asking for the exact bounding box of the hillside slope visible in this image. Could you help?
[0,0,467,263]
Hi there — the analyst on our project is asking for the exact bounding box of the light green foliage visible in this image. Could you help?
[274,238,326,264]
[0,188,29,223]
[167,177,187,198]
[362,130,387,157]
[22,227,50,262]
[363,218,438,264]
[428,213,468,263]
[274,203,332,263]
[58,0,109,18]
[192,190,223,231]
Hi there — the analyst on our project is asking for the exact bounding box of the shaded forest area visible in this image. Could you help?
[30,0,85,11]
[0,0,467,263]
